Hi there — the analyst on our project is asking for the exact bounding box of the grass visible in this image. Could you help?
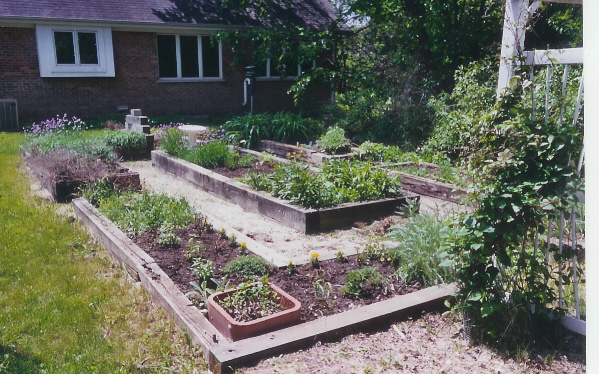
[0,133,206,373]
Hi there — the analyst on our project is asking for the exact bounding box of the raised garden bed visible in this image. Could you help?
[385,162,468,204]
[152,150,417,234]
[260,140,357,165]
[72,197,455,373]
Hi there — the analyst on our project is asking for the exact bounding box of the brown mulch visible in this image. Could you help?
[132,224,422,323]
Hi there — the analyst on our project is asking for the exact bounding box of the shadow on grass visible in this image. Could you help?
[0,345,43,374]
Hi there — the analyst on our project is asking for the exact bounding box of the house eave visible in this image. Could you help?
[0,16,251,33]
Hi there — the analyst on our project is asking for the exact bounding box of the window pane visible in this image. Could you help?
[180,36,199,78]
[201,36,220,78]
[157,35,178,78]
[54,31,75,64]
[78,32,98,64]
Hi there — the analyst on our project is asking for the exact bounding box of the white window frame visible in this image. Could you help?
[257,57,315,80]
[157,34,223,82]
[36,25,115,78]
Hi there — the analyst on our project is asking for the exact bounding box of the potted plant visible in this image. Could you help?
[207,277,301,341]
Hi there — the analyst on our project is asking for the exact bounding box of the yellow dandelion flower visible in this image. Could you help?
[311,253,320,258]
[241,242,247,247]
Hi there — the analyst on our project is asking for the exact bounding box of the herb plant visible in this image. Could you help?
[223,255,274,280]
[217,277,285,322]
[341,267,387,297]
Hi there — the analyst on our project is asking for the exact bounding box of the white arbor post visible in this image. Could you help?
[497,0,541,97]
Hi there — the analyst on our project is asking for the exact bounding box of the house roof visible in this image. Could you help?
[0,0,339,30]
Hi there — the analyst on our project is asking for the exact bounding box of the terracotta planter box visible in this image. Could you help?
[207,283,301,341]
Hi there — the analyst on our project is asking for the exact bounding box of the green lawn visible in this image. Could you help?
[0,132,206,373]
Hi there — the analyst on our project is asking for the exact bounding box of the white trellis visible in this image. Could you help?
[497,0,585,336]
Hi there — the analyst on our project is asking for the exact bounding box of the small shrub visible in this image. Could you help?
[160,127,186,156]
[316,126,351,154]
[341,267,386,297]
[183,140,232,169]
[223,255,273,279]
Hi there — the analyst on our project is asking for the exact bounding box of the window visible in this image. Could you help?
[157,35,222,80]
[36,25,115,77]
[256,50,315,79]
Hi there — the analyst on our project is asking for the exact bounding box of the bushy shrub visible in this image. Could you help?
[183,140,232,169]
[223,255,274,280]
[315,126,350,154]
[160,127,187,156]
[387,213,455,287]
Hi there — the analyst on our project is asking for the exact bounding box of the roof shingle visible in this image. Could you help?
[0,0,338,30]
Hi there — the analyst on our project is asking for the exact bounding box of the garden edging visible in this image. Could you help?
[72,197,456,373]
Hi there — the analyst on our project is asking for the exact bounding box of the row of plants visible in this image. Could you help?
[241,159,400,209]
[159,126,254,170]
[24,114,148,161]
[224,111,323,149]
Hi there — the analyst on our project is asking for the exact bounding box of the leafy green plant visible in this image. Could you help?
[158,223,180,246]
[313,278,335,308]
[191,257,214,281]
[160,127,186,156]
[320,159,400,202]
[451,68,583,347]
[183,140,232,169]
[225,112,322,149]
[80,178,118,206]
[217,277,285,322]
[102,130,147,153]
[341,267,387,297]
[242,161,338,209]
[98,190,197,235]
[223,255,274,280]
[387,213,455,286]
[316,126,351,154]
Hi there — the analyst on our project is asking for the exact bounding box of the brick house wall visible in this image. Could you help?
[0,27,325,124]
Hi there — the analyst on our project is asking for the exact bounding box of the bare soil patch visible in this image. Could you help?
[133,225,422,323]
